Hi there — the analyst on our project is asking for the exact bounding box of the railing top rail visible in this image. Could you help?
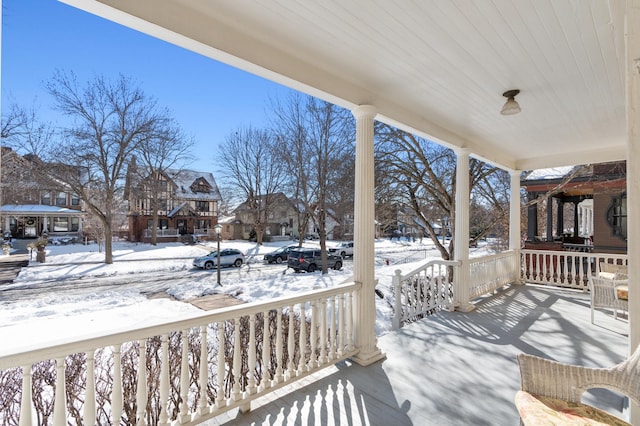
[395,259,460,280]
[521,249,627,260]
[469,250,515,264]
[0,281,360,369]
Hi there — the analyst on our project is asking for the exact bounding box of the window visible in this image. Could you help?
[198,220,210,229]
[606,193,627,240]
[71,217,80,232]
[55,192,67,206]
[41,192,51,205]
[53,217,69,232]
[196,200,209,212]
[71,194,80,206]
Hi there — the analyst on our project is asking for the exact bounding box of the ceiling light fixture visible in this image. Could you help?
[500,89,521,115]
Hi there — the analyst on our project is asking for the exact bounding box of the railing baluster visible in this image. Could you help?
[112,344,123,424]
[232,317,242,402]
[247,314,257,395]
[159,334,170,425]
[216,322,226,408]
[320,298,327,365]
[337,294,345,357]
[309,300,318,370]
[259,311,271,392]
[275,310,284,383]
[346,291,354,352]
[53,357,67,426]
[298,305,307,374]
[286,306,296,379]
[329,297,336,361]
[19,365,32,426]
[84,350,96,426]
[136,340,148,425]
[198,326,209,416]
[179,329,190,423]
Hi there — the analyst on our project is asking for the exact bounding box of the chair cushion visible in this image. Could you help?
[597,272,616,280]
[616,285,628,301]
[515,390,631,426]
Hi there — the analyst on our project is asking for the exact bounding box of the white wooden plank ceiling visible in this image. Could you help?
[61,0,628,171]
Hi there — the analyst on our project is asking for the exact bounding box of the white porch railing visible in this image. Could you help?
[521,249,628,290]
[194,228,216,237]
[392,260,459,329]
[469,250,518,299]
[143,228,180,238]
[0,283,360,425]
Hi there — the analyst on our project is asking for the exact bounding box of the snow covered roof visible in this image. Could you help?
[166,169,222,202]
[522,166,576,181]
[0,204,84,216]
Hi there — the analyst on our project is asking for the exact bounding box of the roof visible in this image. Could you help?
[0,204,84,216]
[166,169,222,202]
[523,167,577,181]
[63,0,634,171]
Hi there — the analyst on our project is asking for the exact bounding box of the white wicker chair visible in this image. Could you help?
[515,345,640,425]
[589,275,628,323]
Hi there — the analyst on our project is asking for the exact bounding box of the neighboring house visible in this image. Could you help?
[303,206,342,240]
[521,161,627,254]
[125,165,222,242]
[0,147,84,240]
[232,192,303,241]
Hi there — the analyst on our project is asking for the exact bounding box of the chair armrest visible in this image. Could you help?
[518,348,640,406]
[517,353,592,402]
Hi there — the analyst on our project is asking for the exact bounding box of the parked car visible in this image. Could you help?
[329,241,354,258]
[193,248,245,269]
[287,248,342,272]
[264,245,296,264]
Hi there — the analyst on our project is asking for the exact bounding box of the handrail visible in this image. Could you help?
[392,259,459,329]
[0,282,361,425]
[521,249,627,289]
[469,250,517,299]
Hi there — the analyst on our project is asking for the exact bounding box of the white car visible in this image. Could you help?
[329,241,354,258]
[193,248,245,269]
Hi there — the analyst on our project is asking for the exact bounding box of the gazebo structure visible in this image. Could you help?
[1,1,638,424]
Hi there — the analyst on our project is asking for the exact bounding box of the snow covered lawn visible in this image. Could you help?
[1,238,486,349]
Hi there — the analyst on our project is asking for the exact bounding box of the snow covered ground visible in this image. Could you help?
[0,238,492,351]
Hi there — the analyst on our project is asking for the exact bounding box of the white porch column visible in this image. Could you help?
[627,1,640,424]
[454,148,474,312]
[509,170,522,283]
[351,105,385,366]
[42,217,49,234]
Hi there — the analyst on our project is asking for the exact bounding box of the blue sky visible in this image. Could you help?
[1,0,295,172]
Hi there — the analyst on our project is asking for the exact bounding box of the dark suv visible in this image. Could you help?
[287,248,343,272]
[263,245,296,264]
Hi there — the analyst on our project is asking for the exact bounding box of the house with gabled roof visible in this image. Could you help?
[125,166,222,242]
[0,147,85,240]
[232,192,302,241]
[521,160,627,254]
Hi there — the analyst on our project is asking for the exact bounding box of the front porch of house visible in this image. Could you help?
[186,284,632,425]
[0,249,632,425]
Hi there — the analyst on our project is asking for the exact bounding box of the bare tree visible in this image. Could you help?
[218,126,286,245]
[270,93,314,244]
[45,71,167,264]
[375,124,508,260]
[271,94,354,273]
[132,117,194,245]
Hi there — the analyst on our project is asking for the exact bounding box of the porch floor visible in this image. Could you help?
[207,283,630,426]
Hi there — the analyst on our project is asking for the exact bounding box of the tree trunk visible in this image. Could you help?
[104,222,113,264]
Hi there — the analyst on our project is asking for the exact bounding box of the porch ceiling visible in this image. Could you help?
[61,0,628,171]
